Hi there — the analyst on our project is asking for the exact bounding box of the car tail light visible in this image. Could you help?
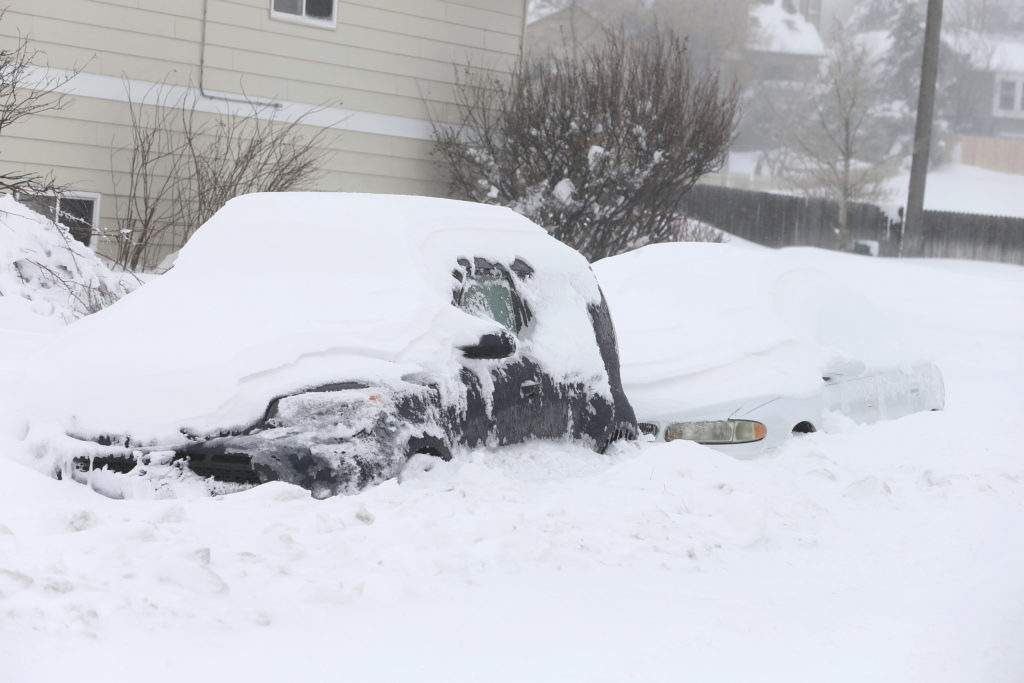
[664,419,767,445]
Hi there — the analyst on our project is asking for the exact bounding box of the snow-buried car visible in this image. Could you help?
[25,193,636,498]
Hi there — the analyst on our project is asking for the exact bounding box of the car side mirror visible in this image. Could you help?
[460,330,516,360]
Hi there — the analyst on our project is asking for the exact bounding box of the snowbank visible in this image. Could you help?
[0,195,134,325]
[1,238,1022,682]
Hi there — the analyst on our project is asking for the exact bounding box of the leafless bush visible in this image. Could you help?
[18,253,128,318]
[432,26,738,261]
[2,204,136,322]
[0,9,79,195]
[671,215,725,243]
[112,84,334,271]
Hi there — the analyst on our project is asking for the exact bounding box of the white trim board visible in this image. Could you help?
[25,66,438,141]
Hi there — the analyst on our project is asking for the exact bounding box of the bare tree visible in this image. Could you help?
[111,84,334,271]
[110,82,189,272]
[773,30,895,250]
[0,9,79,194]
[433,27,738,261]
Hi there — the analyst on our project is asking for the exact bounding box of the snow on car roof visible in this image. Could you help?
[27,193,602,442]
[594,242,924,419]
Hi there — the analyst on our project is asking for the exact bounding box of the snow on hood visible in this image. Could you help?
[26,193,602,442]
[748,0,825,56]
[593,242,921,418]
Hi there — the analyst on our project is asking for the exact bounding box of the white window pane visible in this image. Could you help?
[998,80,1016,111]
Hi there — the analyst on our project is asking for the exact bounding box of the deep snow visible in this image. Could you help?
[725,155,1024,220]
[1,238,1022,681]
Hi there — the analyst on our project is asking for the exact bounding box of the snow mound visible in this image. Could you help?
[0,195,134,326]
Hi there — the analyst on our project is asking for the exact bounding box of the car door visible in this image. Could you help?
[455,258,562,445]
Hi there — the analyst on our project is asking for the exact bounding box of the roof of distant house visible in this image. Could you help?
[748,0,825,57]
[528,2,571,25]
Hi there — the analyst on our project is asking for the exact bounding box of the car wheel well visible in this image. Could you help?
[792,421,816,434]
[404,435,452,462]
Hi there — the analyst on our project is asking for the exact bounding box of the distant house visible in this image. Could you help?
[0,0,528,263]
[523,4,603,61]
[947,34,1024,174]
[981,38,1024,139]
[745,0,825,82]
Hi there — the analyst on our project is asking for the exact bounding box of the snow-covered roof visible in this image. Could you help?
[985,37,1024,72]
[527,1,566,25]
[748,0,825,56]
[26,193,603,442]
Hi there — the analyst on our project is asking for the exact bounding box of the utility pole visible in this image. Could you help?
[903,0,944,255]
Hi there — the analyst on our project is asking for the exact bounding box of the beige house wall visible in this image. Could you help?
[0,0,527,264]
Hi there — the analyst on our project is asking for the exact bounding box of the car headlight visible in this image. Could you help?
[664,419,767,445]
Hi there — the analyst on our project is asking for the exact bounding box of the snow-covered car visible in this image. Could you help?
[593,242,944,457]
[23,193,636,498]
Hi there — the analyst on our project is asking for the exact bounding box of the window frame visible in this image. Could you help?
[269,0,338,30]
[993,73,1024,119]
[452,259,532,335]
[16,191,101,249]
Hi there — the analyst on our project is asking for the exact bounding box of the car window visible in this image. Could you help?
[460,273,516,331]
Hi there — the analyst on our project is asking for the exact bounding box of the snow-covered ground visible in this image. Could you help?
[1,241,1023,681]
[885,164,1024,218]
[726,153,1024,219]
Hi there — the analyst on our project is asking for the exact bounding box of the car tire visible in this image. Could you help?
[398,435,452,484]
[601,421,637,453]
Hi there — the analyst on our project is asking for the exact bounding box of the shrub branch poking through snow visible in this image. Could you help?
[432,26,738,261]
[0,196,136,322]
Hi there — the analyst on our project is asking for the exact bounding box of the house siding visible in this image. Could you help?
[0,0,525,263]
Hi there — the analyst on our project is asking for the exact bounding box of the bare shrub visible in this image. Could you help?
[671,215,725,243]
[1,201,136,322]
[432,26,738,261]
[111,84,334,271]
[0,9,79,195]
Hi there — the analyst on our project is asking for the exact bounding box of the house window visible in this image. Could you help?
[998,79,1017,112]
[271,0,336,27]
[17,193,99,248]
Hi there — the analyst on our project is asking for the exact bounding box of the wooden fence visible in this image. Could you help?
[679,184,1024,265]
[956,135,1024,175]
